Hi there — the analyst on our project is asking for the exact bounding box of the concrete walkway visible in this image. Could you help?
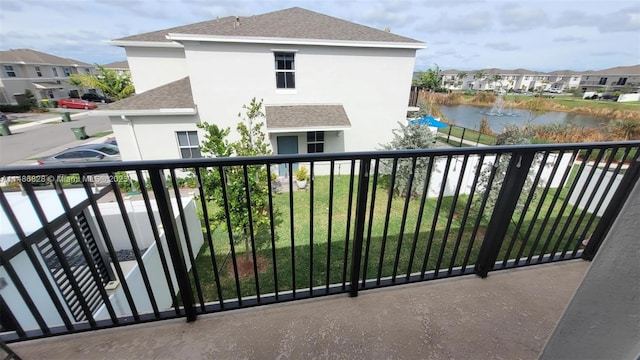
[10,260,589,360]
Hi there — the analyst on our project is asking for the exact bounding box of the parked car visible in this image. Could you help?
[103,137,118,147]
[37,144,121,165]
[81,93,113,103]
[0,111,7,122]
[57,98,97,110]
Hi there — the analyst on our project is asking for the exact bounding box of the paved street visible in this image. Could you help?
[0,110,112,166]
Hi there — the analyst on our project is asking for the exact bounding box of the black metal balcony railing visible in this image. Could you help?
[0,142,638,343]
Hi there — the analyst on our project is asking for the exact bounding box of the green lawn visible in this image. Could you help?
[438,126,496,146]
[188,169,598,303]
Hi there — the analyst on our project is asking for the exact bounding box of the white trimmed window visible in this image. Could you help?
[63,67,71,77]
[176,131,201,158]
[52,67,59,77]
[4,65,16,77]
[274,52,295,89]
[307,131,324,153]
[35,66,42,77]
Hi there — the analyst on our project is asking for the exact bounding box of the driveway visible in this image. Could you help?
[0,110,113,166]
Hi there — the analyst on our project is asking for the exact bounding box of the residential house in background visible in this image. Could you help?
[578,64,640,94]
[0,49,96,104]
[437,65,639,94]
[98,7,425,171]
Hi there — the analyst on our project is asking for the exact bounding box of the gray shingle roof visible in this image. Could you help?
[100,77,194,110]
[265,105,351,130]
[116,7,422,44]
[101,60,129,69]
[584,65,640,75]
[0,49,92,66]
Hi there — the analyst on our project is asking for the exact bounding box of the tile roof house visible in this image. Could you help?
[96,7,426,169]
[0,49,96,104]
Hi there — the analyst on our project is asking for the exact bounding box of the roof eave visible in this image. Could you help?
[267,125,351,133]
[89,108,197,117]
[108,40,184,48]
[166,33,427,50]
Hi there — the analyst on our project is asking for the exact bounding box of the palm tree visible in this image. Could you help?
[70,65,135,100]
[456,71,467,88]
[475,71,486,90]
[491,74,503,90]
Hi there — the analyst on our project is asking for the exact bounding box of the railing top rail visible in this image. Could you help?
[1,141,638,176]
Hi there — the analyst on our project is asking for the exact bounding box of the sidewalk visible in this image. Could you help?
[7,110,89,131]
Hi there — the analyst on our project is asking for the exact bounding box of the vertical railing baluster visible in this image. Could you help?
[266,164,279,301]
[148,169,196,322]
[377,158,398,285]
[475,151,535,278]
[325,160,335,293]
[342,160,356,290]
[139,170,180,314]
[168,169,206,310]
[241,165,261,303]
[362,159,380,288]
[349,158,370,297]
[309,161,314,295]
[218,166,242,304]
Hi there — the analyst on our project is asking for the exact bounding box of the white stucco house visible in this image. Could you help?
[0,49,97,104]
[93,7,426,173]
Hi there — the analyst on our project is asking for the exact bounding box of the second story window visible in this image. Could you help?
[52,67,59,77]
[84,68,90,74]
[616,77,627,85]
[63,67,71,77]
[4,65,16,77]
[176,131,201,159]
[275,52,295,89]
[35,66,42,77]
[598,77,607,85]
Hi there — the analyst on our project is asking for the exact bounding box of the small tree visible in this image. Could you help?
[69,65,135,100]
[197,98,275,263]
[413,63,442,91]
[380,121,436,196]
[475,124,537,216]
[478,116,494,135]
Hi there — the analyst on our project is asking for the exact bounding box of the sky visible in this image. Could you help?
[1,0,639,73]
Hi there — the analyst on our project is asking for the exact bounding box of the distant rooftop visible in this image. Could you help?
[101,60,129,69]
[0,49,92,67]
[114,7,423,46]
[438,64,640,76]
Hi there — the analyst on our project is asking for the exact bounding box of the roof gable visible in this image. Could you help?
[115,7,423,45]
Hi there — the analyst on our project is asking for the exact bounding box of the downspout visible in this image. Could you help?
[121,115,143,160]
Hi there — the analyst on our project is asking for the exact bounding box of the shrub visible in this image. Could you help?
[0,104,31,113]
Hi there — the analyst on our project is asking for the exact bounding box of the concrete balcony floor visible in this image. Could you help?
[10,260,589,360]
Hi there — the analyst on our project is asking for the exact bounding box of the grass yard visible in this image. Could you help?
[188,168,598,303]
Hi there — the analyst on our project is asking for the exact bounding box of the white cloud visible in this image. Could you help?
[0,0,638,71]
